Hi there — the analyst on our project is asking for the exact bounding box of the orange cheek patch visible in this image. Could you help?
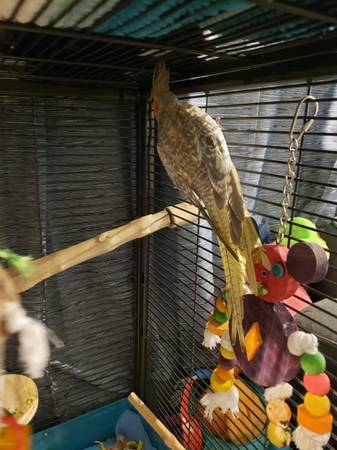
[152,100,160,112]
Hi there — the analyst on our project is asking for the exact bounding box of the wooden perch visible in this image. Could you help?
[128,392,186,450]
[2,202,198,299]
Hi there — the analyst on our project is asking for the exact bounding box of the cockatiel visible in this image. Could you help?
[151,62,261,345]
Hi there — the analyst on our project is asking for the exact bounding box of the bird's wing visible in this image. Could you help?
[194,120,230,204]
[193,114,245,245]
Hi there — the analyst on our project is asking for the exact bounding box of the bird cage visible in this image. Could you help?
[0,1,336,450]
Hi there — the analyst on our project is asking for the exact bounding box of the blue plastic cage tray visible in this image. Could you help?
[32,398,168,450]
[32,394,269,450]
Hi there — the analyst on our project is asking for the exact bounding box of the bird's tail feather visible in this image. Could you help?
[192,196,260,346]
[218,239,246,346]
[218,213,261,346]
[240,212,261,296]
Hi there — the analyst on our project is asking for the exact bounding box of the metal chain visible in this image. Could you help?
[276,95,319,244]
[277,137,298,243]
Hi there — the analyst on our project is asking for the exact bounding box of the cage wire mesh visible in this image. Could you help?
[0,90,138,430]
[145,77,337,449]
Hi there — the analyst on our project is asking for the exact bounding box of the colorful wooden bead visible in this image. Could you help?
[304,392,330,417]
[216,367,234,382]
[215,296,228,313]
[267,423,291,448]
[300,352,326,374]
[210,369,235,393]
[303,373,330,396]
[287,242,329,284]
[297,404,333,434]
[207,318,229,336]
[214,309,229,324]
[218,355,236,371]
[266,399,291,424]
[220,346,235,360]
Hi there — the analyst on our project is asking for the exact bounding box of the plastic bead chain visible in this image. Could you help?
[262,327,332,449]
[265,383,292,449]
[200,97,331,449]
[266,95,332,450]
[276,96,332,449]
[201,290,239,420]
[288,331,333,449]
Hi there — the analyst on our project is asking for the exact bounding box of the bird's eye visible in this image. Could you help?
[261,269,269,278]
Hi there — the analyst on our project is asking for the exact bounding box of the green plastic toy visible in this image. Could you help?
[281,217,329,257]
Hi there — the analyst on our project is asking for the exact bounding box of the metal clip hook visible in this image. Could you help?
[289,95,319,142]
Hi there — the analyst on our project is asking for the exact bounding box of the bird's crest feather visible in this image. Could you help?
[151,62,170,99]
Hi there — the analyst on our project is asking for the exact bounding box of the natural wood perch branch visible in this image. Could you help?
[128,392,185,450]
[2,202,198,299]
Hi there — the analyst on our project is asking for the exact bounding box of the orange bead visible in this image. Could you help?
[297,403,333,434]
[216,366,234,382]
[207,318,229,336]
[215,296,228,313]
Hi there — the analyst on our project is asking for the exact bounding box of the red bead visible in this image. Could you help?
[303,373,330,396]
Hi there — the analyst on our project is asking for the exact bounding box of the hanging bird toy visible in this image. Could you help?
[200,96,333,449]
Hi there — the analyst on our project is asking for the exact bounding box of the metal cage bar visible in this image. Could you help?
[145,78,337,449]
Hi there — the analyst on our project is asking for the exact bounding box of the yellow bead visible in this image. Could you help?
[304,392,330,416]
[210,369,235,392]
[220,346,235,360]
[266,399,291,424]
[267,423,291,448]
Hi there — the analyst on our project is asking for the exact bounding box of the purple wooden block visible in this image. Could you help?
[287,242,329,284]
[218,355,236,370]
[232,295,300,387]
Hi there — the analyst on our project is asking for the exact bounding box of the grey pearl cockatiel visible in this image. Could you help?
[151,62,261,345]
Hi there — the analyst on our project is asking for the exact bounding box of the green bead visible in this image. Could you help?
[214,309,229,324]
[300,352,326,374]
[257,283,268,295]
[271,262,285,278]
